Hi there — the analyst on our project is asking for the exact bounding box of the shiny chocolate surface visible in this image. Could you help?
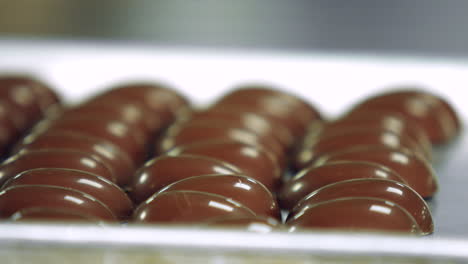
[133,190,256,223]
[349,90,460,144]
[159,121,285,164]
[167,140,281,191]
[0,149,115,186]
[279,161,406,210]
[130,154,241,204]
[292,178,433,234]
[287,197,421,234]
[156,174,280,218]
[16,131,135,186]
[46,117,147,164]
[9,207,99,222]
[296,129,429,169]
[0,185,116,221]
[183,108,293,148]
[313,146,438,198]
[4,168,133,219]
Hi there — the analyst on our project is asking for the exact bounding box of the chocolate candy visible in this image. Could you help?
[67,100,161,136]
[348,89,460,144]
[0,185,116,221]
[3,168,133,219]
[158,121,285,165]
[214,85,322,138]
[279,161,406,210]
[130,154,241,204]
[291,178,433,234]
[0,77,45,129]
[0,98,23,132]
[313,146,438,198]
[15,131,135,186]
[89,83,190,127]
[155,174,280,218]
[0,76,62,157]
[10,207,100,222]
[322,112,432,155]
[0,149,115,186]
[43,117,147,164]
[63,105,152,142]
[295,129,429,169]
[167,140,281,191]
[287,197,421,234]
[133,191,256,223]
[177,108,293,149]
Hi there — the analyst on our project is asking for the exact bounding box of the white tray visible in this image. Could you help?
[0,39,467,263]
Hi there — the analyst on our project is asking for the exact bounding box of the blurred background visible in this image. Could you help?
[1,0,468,56]
[0,0,467,117]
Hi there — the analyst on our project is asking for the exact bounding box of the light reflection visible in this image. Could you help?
[212,166,233,174]
[247,223,272,233]
[381,133,399,147]
[234,182,251,190]
[383,117,403,132]
[291,182,303,192]
[390,152,409,164]
[139,172,149,184]
[244,115,268,133]
[369,204,391,215]
[80,158,97,168]
[241,147,258,158]
[208,201,234,212]
[93,145,114,160]
[139,210,147,220]
[122,106,140,121]
[293,205,310,219]
[386,186,403,196]
[374,170,389,178]
[230,130,256,143]
[406,99,428,117]
[108,122,126,137]
[64,195,84,205]
[78,179,103,189]
[12,86,33,105]
[161,138,174,150]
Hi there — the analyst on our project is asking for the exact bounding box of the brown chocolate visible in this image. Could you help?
[4,168,133,219]
[130,154,241,204]
[348,90,460,144]
[296,129,429,169]
[156,174,280,218]
[133,190,256,223]
[313,146,438,198]
[167,140,281,191]
[0,185,116,221]
[279,161,406,210]
[292,178,433,234]
[0,149,115,186]
[15,131,135,186]
[44,117,147,164]
[214,85,322,138]
[180,108,293,148]
[158,121,285,166]
[287,197,421,234]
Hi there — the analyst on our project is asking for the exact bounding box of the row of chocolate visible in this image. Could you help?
[129,87,322,226]
[0,77,189,221]
[0,76,461,235]
[0,77,60,156]
[130,87,461,234]
[280,90,461,235]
